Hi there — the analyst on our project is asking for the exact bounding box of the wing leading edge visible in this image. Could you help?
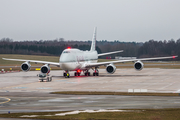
[85,56,178,68]
[98,50,123,57]
[2,58,60,67]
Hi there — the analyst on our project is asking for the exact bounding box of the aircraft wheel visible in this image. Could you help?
[85,72,89,76]
[63,73,67,77]
[74,72,77,76]
[64,72,70,78]
[93,72,99,76]
[66,73,70,78]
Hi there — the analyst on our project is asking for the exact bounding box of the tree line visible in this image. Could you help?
[138,39,180,59]
[0,37,179,60]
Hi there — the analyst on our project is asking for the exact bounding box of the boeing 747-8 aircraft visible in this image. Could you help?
[3,28,177,78]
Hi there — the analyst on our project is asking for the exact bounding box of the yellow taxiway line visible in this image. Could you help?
[0,97,11,104]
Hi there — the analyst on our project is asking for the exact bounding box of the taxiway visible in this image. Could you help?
[0,68,180,93]
[0,68,180,113]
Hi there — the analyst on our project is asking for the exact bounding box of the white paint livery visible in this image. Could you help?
[2,27,178,78]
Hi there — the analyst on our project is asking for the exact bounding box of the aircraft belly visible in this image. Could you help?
[60,60,98,71]
[60,62,80,71]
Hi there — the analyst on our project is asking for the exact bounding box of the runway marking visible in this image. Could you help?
[176,89,180,93]
[0,97,11,104]
[36,87,51,89]
[159,82,176,90]
[13,87,27,89]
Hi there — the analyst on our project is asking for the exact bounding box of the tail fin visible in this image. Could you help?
[90,27,97,51]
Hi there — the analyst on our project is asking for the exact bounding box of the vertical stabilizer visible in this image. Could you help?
[90,27,97,51]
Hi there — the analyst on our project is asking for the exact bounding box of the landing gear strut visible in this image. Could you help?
[63,71,70,78]
[93,67,99,76]
[84,70,90,76]
[74,72,80,76]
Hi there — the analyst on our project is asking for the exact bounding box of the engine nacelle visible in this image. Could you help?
[21,62,31,72]
[106,64,116,74]
[41,64,50,74]
[134,61,144,71]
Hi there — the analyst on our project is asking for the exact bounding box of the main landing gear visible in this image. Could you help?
[84,71,90,76]
[64,68,99,78]
[93,67,99,76]
[63,71,70,78]
[74,71,81,76]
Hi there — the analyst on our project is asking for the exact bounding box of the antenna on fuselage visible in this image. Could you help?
[90,27,97,51]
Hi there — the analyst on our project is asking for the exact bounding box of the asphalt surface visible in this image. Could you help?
[0,68,180,114]
[1,68,180,93]
[0,92,180,114]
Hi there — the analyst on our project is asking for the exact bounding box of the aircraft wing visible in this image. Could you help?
[85,56,178,68]
[2,58,60,67]
[98,50,123,56]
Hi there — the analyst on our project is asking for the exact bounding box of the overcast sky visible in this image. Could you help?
[0,0,180,42]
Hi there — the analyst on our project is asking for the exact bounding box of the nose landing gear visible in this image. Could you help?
[63,71,70,78]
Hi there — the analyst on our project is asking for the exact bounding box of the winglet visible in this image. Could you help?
[173,55,178,59]
[90,27,97,51]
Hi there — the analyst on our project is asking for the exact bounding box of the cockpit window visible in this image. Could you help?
[63,51,70,53]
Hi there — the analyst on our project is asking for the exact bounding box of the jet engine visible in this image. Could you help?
[41,64,50,74]
[134,61,144,71]
[21,62,31,72]
[106,64,116,74]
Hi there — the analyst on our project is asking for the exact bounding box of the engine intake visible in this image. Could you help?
[21,62,31,72]
[106,64,116,74]
[134,61,144,71]
[41,64,50,74]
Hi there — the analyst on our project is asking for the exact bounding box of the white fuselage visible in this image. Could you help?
[59,48,98,71]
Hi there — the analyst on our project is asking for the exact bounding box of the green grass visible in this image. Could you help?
[0,54,60,71]
[0,108,180,120]
[0,54,59,66]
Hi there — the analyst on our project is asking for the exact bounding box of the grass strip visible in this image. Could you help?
[0,108,180,120]
[50,91,180,96]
